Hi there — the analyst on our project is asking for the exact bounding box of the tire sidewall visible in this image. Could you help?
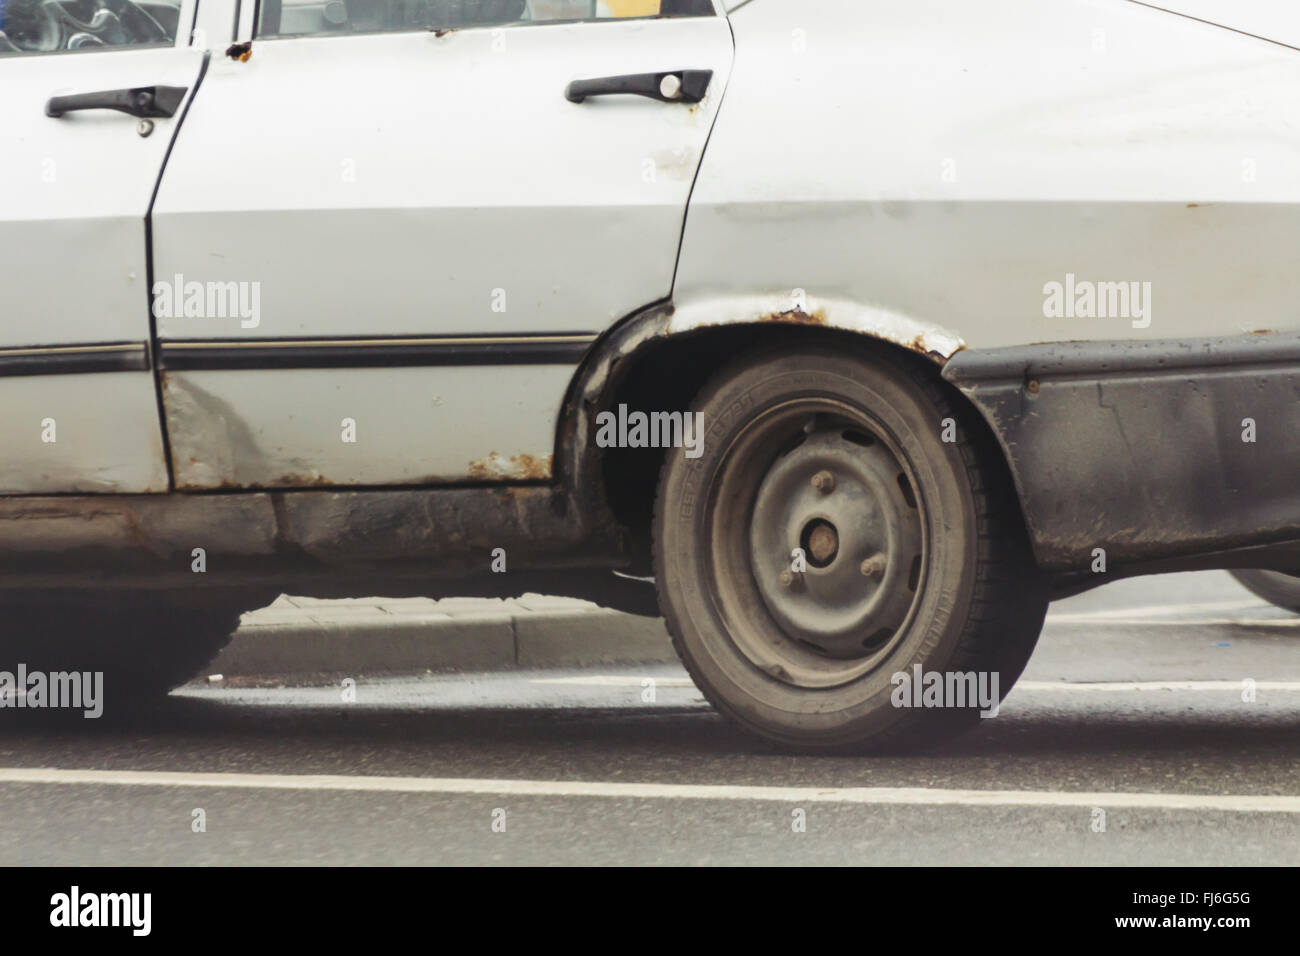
[656,348,984,745]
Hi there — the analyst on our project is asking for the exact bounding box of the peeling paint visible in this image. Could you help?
[272,473,334,488]
[669,294,967,362]
[650,148,699,181]
[467,452,553,482]
[757,308,828,326]
[162,373,279,490]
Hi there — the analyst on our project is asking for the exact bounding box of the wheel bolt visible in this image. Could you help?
[779,569,804,591]
[811,470,835,493]
[860,555,886,579]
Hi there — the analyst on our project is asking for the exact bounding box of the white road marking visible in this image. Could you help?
[529,676,696,687]
[1016,680,1300,692]
[1045,598,1299,627]
[0,767,1296,813]
[1047,616,1300,627]
[1048,599,1266,621]
[532,677,1300,692]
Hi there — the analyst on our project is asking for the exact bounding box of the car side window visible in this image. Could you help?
[0,0,179,56]
[257,0,713,40]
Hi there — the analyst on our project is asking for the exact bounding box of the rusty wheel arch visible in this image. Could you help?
[553,302,1001,574]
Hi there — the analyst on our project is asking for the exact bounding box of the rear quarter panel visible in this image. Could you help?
[678,0,1300,348]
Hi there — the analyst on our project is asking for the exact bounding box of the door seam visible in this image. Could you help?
[144,48,211,493]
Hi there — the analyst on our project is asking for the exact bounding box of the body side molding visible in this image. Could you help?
[0,342,149,378]
[156,334,597,371]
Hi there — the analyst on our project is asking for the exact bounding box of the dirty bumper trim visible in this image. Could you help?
[157,335,598,370]
[0,342,149,378]
[943,332,1300,570]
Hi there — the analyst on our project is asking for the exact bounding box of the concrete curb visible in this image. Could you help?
[207,595,677,678]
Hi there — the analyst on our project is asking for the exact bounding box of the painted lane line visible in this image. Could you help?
[0,767,1298,813]
[1047,615,1299,627]
[528,677,1300,692]
[1047,599,1266,621]
[1015,680,1300,692]
[529,676,696,687]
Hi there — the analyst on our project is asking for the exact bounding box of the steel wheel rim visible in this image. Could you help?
[704,397,928,690]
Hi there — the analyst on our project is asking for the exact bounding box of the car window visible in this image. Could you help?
[258,0,713,40]
[0,0,179,56]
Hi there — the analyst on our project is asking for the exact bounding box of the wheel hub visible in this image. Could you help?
[748,427,923,659]
[802,519,839,566]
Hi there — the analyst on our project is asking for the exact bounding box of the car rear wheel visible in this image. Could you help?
[1230,569,1300,614]
[653,345,1048,751]
[0,590,270,707]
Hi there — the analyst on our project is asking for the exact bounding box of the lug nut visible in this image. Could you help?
[860,555,887,579]
[779,569,804,591]
[811,470,835,493]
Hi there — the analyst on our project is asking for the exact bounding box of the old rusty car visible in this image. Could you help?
[1,0,1297,748]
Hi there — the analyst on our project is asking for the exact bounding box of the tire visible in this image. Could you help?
[1230,569,1300,614]
[0,590,269,704]
[653,344,1048,752]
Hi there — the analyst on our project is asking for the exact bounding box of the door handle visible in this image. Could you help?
[565,70,712,105]
[46,85,187,119]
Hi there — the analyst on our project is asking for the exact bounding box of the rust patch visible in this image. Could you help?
[272,473,334,488]
[910,333,961,363]
[516,454,552,480]
[174,473,332,492]
[467,453,553,482]
[226,41,252,62]
[758,308,828,326]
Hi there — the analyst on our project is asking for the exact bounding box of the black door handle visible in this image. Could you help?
[46,85,187,119]
[566,70,712,105]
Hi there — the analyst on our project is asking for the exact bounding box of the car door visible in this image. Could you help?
[0,0,205,493]
[1139,0,1300,48]
[150,0,732,489]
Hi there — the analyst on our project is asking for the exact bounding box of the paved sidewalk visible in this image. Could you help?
[208,594,676,679]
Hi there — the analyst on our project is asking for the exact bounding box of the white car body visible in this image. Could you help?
[0,0,1295,600]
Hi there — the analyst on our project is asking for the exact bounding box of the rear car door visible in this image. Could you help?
[1139,1,1300,48]
[151,0,732,489]
[0,0,204,492]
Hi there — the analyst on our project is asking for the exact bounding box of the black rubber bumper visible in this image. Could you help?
[942,332,1300,571]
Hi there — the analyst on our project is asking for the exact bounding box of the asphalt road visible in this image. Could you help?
[1,571,1298,866]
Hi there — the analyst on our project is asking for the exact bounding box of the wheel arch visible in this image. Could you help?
[554,298,1012,574]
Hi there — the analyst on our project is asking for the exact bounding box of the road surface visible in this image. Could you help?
[1,571,1297,865]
